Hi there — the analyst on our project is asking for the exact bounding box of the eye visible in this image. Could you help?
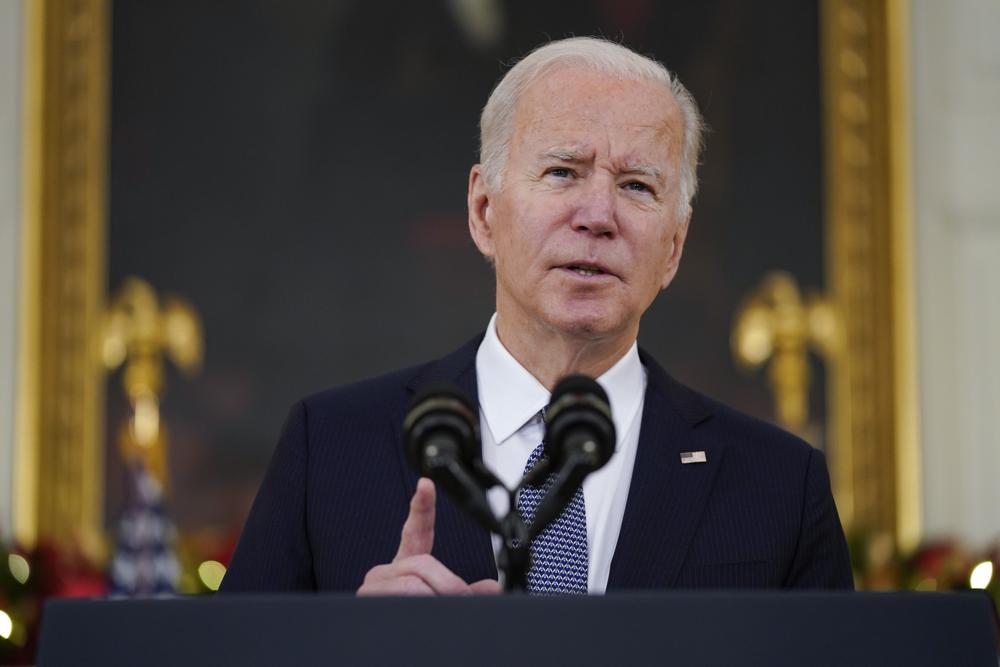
[545,167,574,179]
[622,181,653,194]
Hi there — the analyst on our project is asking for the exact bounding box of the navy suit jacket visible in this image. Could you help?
[221,334,853,592]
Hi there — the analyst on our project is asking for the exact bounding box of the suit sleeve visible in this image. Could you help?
[784,448,855,589]
[219,401,317,591]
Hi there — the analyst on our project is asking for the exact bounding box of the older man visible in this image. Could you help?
[221,37,852,594]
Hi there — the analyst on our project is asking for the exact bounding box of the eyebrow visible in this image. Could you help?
[538,148,665,184]
[539,148,587,163]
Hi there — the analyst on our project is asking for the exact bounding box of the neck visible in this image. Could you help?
[494,313,636,391]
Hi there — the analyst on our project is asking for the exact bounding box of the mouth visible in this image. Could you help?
[558,262,618,279]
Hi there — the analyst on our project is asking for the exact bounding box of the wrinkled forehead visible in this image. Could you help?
[511,65,683,163]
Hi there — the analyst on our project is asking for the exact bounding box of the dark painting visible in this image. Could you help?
[107,1,825,537]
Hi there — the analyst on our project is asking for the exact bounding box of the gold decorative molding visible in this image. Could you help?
[15,0,109,547]
[822,0,920,549]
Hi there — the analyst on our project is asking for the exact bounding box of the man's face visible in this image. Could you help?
[469,65,690,343]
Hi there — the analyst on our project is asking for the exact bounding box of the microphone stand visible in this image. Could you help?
[523,452,591,542]
[423,446,594,593]
[497,454,586,593]
[407,376,612,593]
[496,491,531,593]
[425,456,503,535]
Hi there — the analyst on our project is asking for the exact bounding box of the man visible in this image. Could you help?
[221,37,853,594]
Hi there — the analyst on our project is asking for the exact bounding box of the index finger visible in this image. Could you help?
[394,477,436,560]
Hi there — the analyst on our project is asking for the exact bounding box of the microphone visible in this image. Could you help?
[524,374,616,540]
[403,383,500,533]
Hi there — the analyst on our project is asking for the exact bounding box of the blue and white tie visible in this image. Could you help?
[516,441,589,594]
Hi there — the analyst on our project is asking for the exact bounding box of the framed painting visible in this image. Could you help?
[13,0,918,557]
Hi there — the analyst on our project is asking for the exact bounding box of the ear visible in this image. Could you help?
[659,208,691,290]
[467,165,496,260]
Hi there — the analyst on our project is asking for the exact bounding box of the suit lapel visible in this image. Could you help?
[398,334,498,583]
[607,351,725,589]
[396,338,723,589]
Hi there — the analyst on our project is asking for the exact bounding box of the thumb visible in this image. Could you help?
[469,579,502,594]
[394,477,436,560]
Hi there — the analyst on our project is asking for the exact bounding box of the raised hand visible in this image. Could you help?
[356,478,502,596]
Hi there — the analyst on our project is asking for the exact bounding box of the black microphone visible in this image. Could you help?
[403,383,500,533]
[524,374,616,540]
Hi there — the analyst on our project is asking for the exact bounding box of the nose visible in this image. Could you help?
[570,176,618,238]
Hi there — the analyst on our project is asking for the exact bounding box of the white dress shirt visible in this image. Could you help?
[475,313,646,593]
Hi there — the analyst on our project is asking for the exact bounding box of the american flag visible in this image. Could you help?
[109,463,181,596]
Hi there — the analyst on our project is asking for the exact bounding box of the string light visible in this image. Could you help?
[0,610,12,641]
[8,554,30,584]
[969,561,993,590]
[197,560,227,591]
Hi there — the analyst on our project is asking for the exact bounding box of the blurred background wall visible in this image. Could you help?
[0,0,26,541]
[912,0,1000,547]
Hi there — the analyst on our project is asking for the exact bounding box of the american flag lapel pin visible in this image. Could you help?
[680,451,707,464]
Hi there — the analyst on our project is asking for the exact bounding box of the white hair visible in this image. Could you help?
[479,36,705,215]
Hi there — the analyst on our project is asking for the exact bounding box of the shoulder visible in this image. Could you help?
[301,362,428,417]
[681,383,822,490]
[294,332,483,428]
[700,391,815,461]
[642,350,817,470]
[289,363,431,449]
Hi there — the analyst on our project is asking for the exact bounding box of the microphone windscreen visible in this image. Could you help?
[408,382,476,414]
[549,374,610,408]
[544,374,615,471]
[403,382,480,474]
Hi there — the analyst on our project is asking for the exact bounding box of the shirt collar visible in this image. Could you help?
[475,313,645,447]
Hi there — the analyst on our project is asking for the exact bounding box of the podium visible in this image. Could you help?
[38,592,997,666]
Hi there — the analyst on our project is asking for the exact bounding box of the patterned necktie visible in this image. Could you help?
[516,440,589,594]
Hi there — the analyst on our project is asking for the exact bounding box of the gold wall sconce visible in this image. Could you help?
[731,271,842,435]
[101,277,203,488]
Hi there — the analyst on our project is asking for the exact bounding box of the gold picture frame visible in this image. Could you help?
[15,0,109,547]
[821,0,920,549]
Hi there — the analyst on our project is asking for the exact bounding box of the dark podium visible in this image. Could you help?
[38,592,997,666]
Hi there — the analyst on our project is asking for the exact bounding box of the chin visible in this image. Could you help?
[545,306,625,341]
